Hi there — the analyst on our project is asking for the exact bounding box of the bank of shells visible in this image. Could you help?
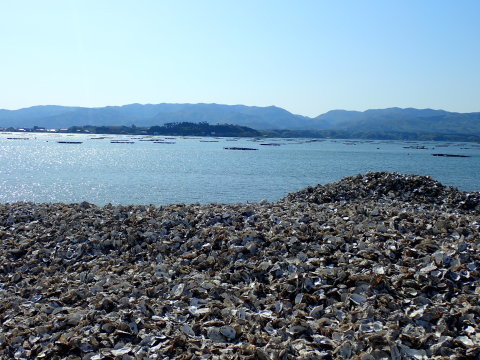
[1,172,479,359]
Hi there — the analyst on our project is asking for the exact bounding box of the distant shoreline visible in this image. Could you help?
[2,122,480,142]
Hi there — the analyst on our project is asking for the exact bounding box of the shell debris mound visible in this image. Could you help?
[0,172,479,359]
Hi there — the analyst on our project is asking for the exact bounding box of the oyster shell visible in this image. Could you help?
[1,172,479,359]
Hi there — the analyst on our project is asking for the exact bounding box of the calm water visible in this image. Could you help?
[1,133,479,205]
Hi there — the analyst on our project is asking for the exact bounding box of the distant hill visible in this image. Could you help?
[1,103,479,138]
[0,103,310,130]
[314,107,480,135]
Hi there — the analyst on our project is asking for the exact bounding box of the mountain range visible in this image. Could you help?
[1,103,479,136]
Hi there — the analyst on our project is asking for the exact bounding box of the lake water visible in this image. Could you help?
[1,133,479,205]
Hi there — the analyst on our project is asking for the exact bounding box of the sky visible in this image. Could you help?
[1,0,479,117]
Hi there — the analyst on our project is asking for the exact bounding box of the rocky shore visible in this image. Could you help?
[1,172,479,360]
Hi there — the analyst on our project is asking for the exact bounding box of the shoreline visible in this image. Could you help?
[1,172,479,359]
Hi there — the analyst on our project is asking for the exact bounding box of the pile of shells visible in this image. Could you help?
[1,172,479,359]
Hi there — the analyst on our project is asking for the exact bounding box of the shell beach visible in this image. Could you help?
[1,172,479,359]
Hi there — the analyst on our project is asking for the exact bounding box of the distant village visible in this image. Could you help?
[0,122,262,137]
[1,126,71,133]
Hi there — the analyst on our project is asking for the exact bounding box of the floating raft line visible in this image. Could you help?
[403,146,428,149]
[432,153,470,158]
[224,147,258,151]
[57,141,83,144]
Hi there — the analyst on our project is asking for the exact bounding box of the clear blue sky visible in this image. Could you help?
[1,0,479,117]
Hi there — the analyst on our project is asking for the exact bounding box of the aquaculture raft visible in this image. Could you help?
[224,147,258,151]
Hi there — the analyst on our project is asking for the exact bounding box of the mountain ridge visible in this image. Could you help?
[1,103,479,136]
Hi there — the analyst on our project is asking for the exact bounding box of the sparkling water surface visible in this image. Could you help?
[1,133,479,205]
